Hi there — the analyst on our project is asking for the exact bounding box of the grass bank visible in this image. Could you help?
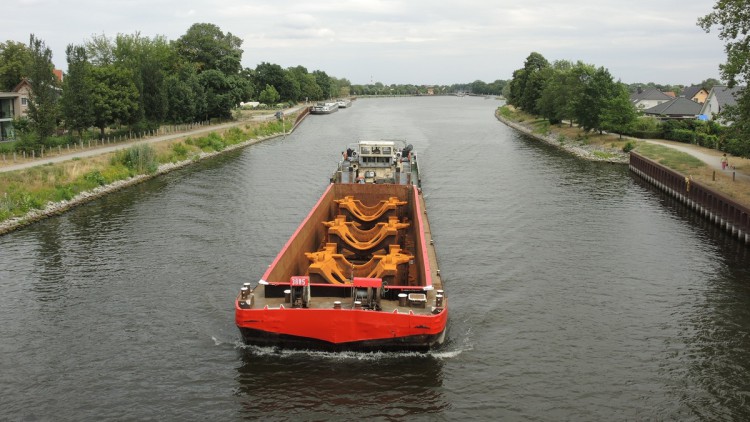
[0,115,295,230]
[496,105,630,163]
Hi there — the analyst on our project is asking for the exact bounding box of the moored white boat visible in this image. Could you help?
[310,102,339,114]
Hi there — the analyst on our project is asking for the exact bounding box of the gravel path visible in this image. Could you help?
[638,138,750,182]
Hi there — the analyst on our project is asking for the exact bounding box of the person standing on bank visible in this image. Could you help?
[721,153,728,170]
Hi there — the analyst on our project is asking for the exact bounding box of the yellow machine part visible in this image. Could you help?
[335,196,407,223]
[323,215,410,253]
[305,243,414,285]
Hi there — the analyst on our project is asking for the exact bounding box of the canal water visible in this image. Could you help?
[2,96,750,420]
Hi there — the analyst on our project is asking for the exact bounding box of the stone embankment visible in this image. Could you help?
[495,112,629,164]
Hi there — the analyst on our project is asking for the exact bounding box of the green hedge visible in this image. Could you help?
[667,129,695,143]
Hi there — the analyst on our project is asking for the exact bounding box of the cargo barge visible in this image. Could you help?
[235,140,447,351]
[309,102,339,114]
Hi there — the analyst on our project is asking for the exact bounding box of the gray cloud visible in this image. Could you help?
[4,0,725,85]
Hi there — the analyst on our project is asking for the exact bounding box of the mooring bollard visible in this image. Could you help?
[713,170,716,181]
[733,171,736,181]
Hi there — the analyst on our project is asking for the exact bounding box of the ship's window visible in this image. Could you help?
[360,146,370,154]
[382,147,391,155]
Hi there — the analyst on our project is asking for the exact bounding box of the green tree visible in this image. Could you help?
[227,74,254,107]
[25,34,59,146]
[278,72,301,102]
[313,70,334,98]
[86,33,115,66]
[253,62,285,95]
[0,40,32,91]
[537,60,574,124]
[507,52,550,113]
[258,84,280,105]
[487,79,507,96]
[288,66,323,101]
[699,78,721,91]
[699,2,750,87]
[539,61,597,127]
[140,56,168,123]
[60,44,94,138]
[173,23,243,74]
[90,65,140,137]
[110,33,178,125]
[601,83,638,138]
[332,77,351,97]
[700,1,750,154]
[164,75,196,123]
[507,69,525,106]
[575,66,619,133]
[469,80,488,95]
[198,69,233,119]
[164,66,204,123]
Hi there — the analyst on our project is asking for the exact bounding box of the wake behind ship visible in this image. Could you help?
[235,140,447,351]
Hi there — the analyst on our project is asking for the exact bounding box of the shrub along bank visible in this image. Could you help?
[0,116,293,228]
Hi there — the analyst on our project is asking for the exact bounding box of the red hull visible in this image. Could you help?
[235,305,447,351]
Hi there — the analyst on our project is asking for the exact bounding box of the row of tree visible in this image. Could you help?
[506,49,750,156]
[626,79,721,97]
[348,80,507,96]
[506,52,637,136]
[0,23,350,150]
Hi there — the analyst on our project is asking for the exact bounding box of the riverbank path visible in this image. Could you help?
[0,104,307,174]
[638,138,750,183]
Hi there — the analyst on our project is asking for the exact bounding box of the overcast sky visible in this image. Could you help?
[3,0,725,86]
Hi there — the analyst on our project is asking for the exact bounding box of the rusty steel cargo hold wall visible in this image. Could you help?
[629,152,750,245]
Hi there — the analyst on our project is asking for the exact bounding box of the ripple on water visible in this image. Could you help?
[2,97,750,420]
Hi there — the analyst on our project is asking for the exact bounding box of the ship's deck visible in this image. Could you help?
[239,185,444,317]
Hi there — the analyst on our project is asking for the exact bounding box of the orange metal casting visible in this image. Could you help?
[306,243,414,285]
[324,215,410,256]
[335,196,407,223]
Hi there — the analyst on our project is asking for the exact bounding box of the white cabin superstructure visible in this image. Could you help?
[333,140,418,186]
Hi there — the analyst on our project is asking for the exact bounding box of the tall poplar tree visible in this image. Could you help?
[60,44,94,138]
[25,34,59,146]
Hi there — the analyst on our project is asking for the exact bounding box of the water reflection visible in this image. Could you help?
[235,348,448,419]
[30,217,69,301]
[630,174,750,419]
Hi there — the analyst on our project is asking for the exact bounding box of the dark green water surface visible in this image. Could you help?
[2,96,750,420]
